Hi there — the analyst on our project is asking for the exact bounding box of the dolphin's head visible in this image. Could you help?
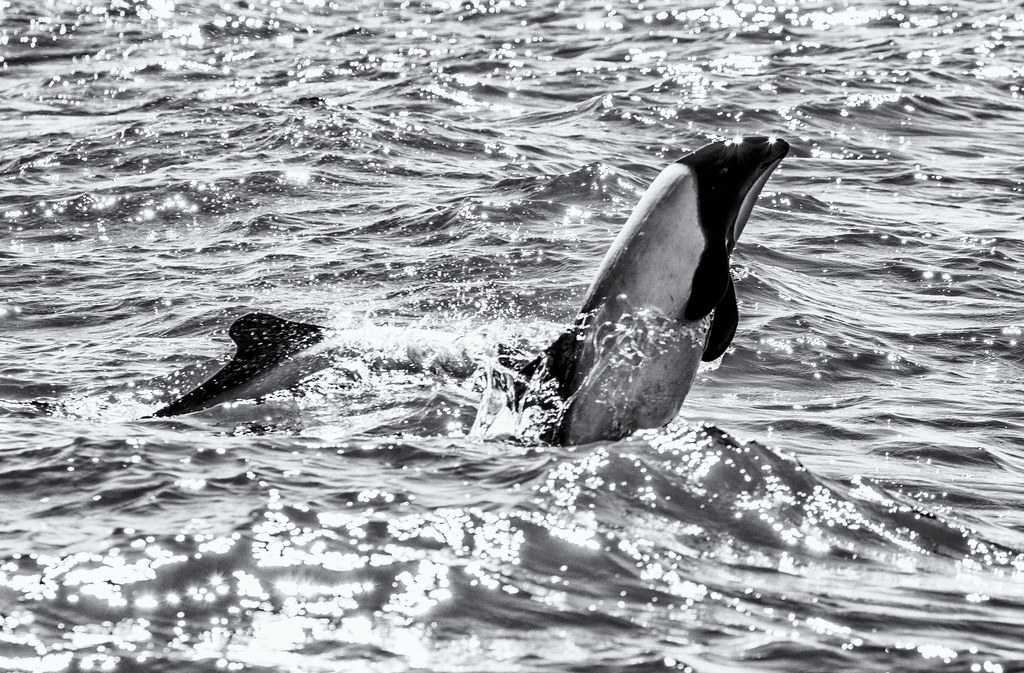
[578,135,789,324]
[677,135,789,252]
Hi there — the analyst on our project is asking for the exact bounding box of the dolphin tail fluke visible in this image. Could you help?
[149,312,327,418]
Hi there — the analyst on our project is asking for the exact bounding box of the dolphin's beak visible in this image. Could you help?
[731,137,789,247]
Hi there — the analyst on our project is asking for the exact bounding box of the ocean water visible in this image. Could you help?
[3,0,1024,671]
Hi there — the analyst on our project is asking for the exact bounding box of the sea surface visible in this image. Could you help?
[3,0,1024,671]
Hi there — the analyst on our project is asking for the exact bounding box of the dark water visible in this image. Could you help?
[3,0,1024,671]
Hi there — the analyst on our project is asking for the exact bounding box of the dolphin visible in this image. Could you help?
[516,135,789,444]
[148,136,789,444]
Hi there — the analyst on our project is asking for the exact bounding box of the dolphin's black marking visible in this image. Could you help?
[685,242,731,321]
[702,278,738,363]
[150,313,326,418]
[681,136,783,321]
[681,135,779,249]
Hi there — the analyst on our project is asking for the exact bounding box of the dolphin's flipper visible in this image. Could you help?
[701,278,738,362]
[683,245,731,321]
[150,312,327,418]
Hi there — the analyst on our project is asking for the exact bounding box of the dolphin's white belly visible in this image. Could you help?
[559,311,711,445]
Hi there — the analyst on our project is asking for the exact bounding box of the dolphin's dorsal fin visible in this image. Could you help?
[684,245,731,321]
[701,277,738,362]
[149,313,327,418]
[228,312,326,360]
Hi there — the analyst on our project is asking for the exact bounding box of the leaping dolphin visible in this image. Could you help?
[521,135,789,444]
[148,136,789,445]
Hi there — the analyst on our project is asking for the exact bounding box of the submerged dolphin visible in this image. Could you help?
[149,136,789,444]
[149,313,329,418]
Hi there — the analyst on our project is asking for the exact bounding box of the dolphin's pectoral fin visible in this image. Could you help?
[149,312,327,418]
[683,246,731,321]
[702,277,738,362]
